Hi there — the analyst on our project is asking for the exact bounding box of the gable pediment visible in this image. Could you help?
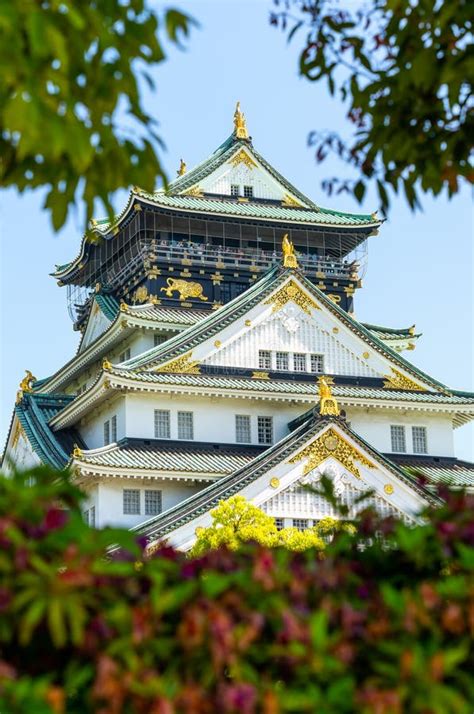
[79,300,113,353]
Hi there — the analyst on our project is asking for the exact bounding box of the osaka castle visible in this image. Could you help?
[3,104,474,551]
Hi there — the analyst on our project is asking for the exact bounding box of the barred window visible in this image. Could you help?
[275,351,289,371]
[235,415,251,443]
[310,354,324,373]
[123,489,140,515]
[119,348,131,362]
[412,426,428,454]
[89,506,96,528]
[390,425,406,453]
[111,415,117,442]
[293,353,307,372]
[154,333,168,347]
[103,420,110,446]
[274,517,284,531]
[243,185,253,198]
[293,518,308,531]
[258,350,271,370]
[145,490,162,516]
[154,409,170,439]
[231,184,240,197]
[178,411,194,440]
[257,416,273,445]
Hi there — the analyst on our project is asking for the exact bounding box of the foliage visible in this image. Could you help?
[191,494,354,555]
[271,0,474,214]
[1,467,474,713]
[0,1,195,231]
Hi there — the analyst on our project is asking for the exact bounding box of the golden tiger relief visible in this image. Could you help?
[160,278,208,301]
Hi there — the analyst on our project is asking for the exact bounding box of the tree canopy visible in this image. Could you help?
[0,1,195,231]
[271,0,473,214]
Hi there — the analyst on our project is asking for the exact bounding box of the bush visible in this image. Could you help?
[0,467,473,713]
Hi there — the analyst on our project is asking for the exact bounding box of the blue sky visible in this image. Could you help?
[1,0,472,458]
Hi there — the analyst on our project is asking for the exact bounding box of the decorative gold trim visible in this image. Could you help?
[289,427,375,478]
[12,422,25,448]
[155,352,201,375]
[133,285,149,304]
[233,101,249,140]
[384,484,394,495]
[282,194,302,208]
[72,445,83,459]
[214,340,222,348]
[408,324,416,336]
[332,327,339,334]
[407,342,416,351]
[184,186,203,197]
[102,358,112,371]
[363,352,370,359]
[19,370,37,393]
[318,376,340,416]
[282,234,298,269]
[160,277,208,302]
[177,159,187,176]
[211,272,223,285]
[270,477,280,489]
[252,371,270,380]
[383,368,425,392]
[245,320,252,327]
[133,203,142,211]
[228,148,257,169]
[264,279,320,315]
[103,379,111,389]
[327,293,342,304]
[119,301,128,312]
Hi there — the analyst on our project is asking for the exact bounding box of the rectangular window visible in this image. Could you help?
[275,351,289,371]
[89,506,96,528]
[293,518,309,531]
[119,348,131,362]
[145,490,162,516]
[243,185,253,198]
[231,184,240,197]
[123,489,140,515]
[310,354,324,373]
[258,350,271,370]
[111,415,117,442]
[235,415,251,443]
[293,353,307,372]
[154,409,171,439]
[178,411,194,440]
[390,425,406,453]
[257,416,273,445]
[412,426,428,454]
[103,420,110,446]
[274,517,284,531]
[154,334,168,347]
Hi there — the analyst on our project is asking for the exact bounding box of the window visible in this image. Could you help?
[103,420,110,446]
[235,415,251,443]
[276,351,289,371]
[310,354,324,373]
[88,506,96,527]
[231,184,240,197]
[293,518,309,531]
[123,489,140,515]
[155,409,171,439]
[274,517,284,531]
[412,426,428,454]
[111,415,117,442]
[293,353,307,372]
[243,185,253,198]
[258,350,271,370]
[390,425,406,453]
[257,416,273,445]
[154,334,168,347]
[119,348,131,362]
[178,411,194,440]
[145,490,162,516]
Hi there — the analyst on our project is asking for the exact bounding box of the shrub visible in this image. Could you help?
[0,467,473,713]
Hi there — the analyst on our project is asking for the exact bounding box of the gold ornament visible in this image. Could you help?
[265,279,320,315]
[318,376,340,416]
[214,340,222,348]
[245,320,252,327]
[289,427,375,478]
[383,368,425,391]
[384,484,394,495]
[160,278,208,302]
[228,148,257,169]
[72,445,83,459]
[363,352,370,359]
[252,371,270,380]
[327,293,342,304]
[282,234,298,269]
[281,194,302,207]
[19,370,37,393]
[233,101,249,139]
[119,300,128,312]
[133,285,149,304]
[154,351,201,375]
[102,358,112,371]
[270,477,280,489]
[177,159,187,176]
[184,186,203,196]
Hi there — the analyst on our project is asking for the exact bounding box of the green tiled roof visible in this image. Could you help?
[126,305,207,325]
[363,323,420,341]
[135,414,436,541]
[95,293,120,321]
[119,266,455,394]
[15,394,85,469]
[110,370,474,406]
[77,440,258,475]
[392,457,474,488]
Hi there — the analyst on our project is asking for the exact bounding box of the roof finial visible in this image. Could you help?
[317,376,340,416]
[19,370,36,394]
[233,101,249,139]
[282,234,298,269]
[177,159,187,177]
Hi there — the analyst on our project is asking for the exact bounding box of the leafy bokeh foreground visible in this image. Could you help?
[0,467,473,713]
